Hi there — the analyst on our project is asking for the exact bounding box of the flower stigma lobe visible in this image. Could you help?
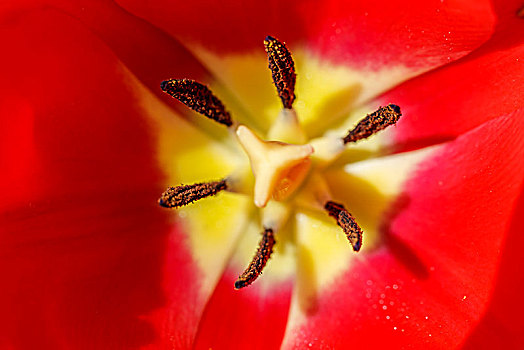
[236,125,314,208]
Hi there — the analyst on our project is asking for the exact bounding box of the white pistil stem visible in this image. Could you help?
[267,108,307,144]
[309,135,346,164]
[293,172,333,212]
[222,171,248,195]
[261,201,292,232]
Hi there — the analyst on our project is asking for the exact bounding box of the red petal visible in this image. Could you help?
[116,0,494,70]
[282,111,524,348]
[59,1,210,89]
[0,0,212,116]
[381,4,524,151]
[460,3,524,335]
[462,183,524,348]
[193,269,293,350]
[114,0,497,135]
[0,8,203,348]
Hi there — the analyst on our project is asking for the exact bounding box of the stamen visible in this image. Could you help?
[264,36,296,109]
[160,79,233,127]
[324,201,363,252]
[342,104,402,144]
[158,179,228,208]
[235,228,276,289]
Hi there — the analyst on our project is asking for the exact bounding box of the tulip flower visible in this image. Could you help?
[1,0,523,349]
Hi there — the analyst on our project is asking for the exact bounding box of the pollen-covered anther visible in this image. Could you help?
[236,125,314,208]
[325,201,363,252]
[158,179,228,208]
[235,228,276,289]
[342,104,402,144]
[160,79,233,127]
[264,35,296,109]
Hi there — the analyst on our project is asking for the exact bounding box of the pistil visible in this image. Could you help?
[236,125,314,208]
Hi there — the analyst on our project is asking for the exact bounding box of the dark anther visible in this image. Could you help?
[342,104,402,144]
[325,201,363,252]
[159,179,228,208]
[264,36,296,109]
[235,228,276,289]
[161,79,233,127]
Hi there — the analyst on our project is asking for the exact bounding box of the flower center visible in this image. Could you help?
[236,124,313,208]
[159,36,401,289]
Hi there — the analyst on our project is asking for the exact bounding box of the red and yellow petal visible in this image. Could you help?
[0,8,168,348]
[2,1,522,349]
[0,7,227,349]
[282,111,524,349]
[116,0,495,68]
[193,271,293,350]
[116,0,496,135]
[378,2,524,152]
[191,221,295,349]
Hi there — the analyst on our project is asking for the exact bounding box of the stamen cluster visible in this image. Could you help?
[159,36,401,289]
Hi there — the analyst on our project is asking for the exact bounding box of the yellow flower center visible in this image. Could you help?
[149,35,433,297]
